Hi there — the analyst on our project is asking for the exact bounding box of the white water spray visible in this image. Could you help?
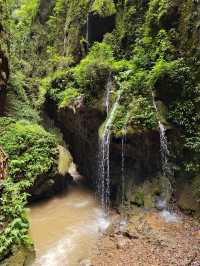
[98,88,121,210]
[159,121,170,176]
[153,97,177,220]
[152,96,171,177]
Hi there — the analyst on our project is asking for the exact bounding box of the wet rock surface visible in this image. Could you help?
[0,247,35,266]
[45,99,104,184]
[45,98,163,204]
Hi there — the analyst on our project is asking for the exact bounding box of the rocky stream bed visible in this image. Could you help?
[92,210,200,266]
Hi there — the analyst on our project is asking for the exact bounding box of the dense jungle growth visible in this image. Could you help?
[0,0,200,264]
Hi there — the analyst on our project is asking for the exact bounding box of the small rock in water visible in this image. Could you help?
[79,259,92,266]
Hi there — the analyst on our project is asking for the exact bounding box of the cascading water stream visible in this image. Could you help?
[152,97,178,221]
[98,86,121,210]
[159,121,170,177]
[152,96,171,178]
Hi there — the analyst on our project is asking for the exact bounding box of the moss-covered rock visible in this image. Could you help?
[0,246,35,266]
[0,117,73,261]
[127,177,170,209]
[0,118,58,182]
[177,183,200,214]
[0,117,72,199]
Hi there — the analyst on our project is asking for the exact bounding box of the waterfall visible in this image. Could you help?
[98,90,121,210]
[159,121,171,177]
[98,129,111,210]
[152,96,171,177]
[153,96,173,210]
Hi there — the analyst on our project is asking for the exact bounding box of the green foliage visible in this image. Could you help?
[13,0,39,31]
[73,42,114,94]
[46,46,74,69]
[38,69,78,107]
[0,1,9,55]
[105,0,147,59]
[0,178,33,259]
[48,0,90,61]
[183,133,200,176]
[128,96,157,129]
[0,118,58,259]
[185,134,200,153]
[92,0,116,17]
[112,95,157,136]
[3,0,200,243]
[60,88,81,109]
[148,59,190,88]
[9,0,39,58]
[168,101,197,133]
[0,118,58,182]
[145,0,169,35]
[7,70,40,122]
[47,0,69,47]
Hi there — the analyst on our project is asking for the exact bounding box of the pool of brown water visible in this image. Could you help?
[28,185,110,266]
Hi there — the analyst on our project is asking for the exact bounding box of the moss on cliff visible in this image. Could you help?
[0,118,58,182]
[31,0,199,181]
[30,0,200,208]
[0,117,60,260]
[1,4,200,264]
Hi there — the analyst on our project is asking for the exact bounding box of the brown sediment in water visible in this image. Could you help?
[28,186,200,266]
[28,185,110,266]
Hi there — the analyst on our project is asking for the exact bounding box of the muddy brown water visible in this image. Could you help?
[28,186,110,266]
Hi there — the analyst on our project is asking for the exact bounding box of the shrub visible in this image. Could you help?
[73,42,114,94]
[0,118,58,182]
[91,0,116,17]
[0,118,58,259]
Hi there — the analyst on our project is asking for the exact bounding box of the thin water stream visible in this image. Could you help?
[98,89,121,210]
[28,186,110,266]
[159,121,170,177]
